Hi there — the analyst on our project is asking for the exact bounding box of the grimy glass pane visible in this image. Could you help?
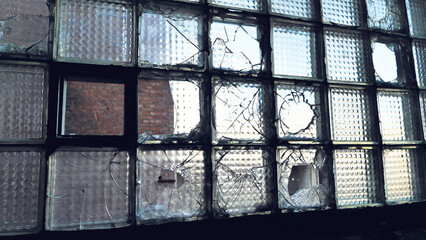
[213,149,269,217]
[0,0,49,55]
[46,150,130,230]
[63,79,124,136]
[139,2,203,67]
[334,149,382,207]
[276,84,323,140]
[366,0,407,33]
[137,149,206,223]
[325,29,370,83]
[270,0,318,19]
[321,0,366,27]
[272,21,318,78]
[277,148,332,209]
[413,40,426,87]
[55,0,133,64]
[210,0,262,11]
[405,0,426,38]
[330,88,377,142]
[0,63,45,140]
[0,151,41,233]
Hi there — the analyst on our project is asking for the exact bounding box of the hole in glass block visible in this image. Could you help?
[157,168,185,188]
[372,42,397,82]
[288,165,319,196]
[281,97,314,134]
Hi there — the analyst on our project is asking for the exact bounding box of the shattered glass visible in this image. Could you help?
[45,149,130,230]
[372,41,401,84]
[270,0,318,19]
[136,149,206,223]
[210,0,263,11]
[321,0,366,27]
[366,0,407,33]
[405,0,426,38]
[413,40,426,88]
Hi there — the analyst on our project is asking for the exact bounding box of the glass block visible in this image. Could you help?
[366,0,407,33]
[137,149,206,223]
[55,0,133,65]
[272,21,319,78]
[0,151,41,233]
[330,88,377,142]
[333,149,382,207]
[383,148,423,203]
[210,21,261,73]
[406,0,426,38]
[413,41,426,87]
[372,41,405,85]
[213,80,264,142]
[418,92,426,140]
[0,0,49,55]
[62,78,124,136]
[270,0,318,19]
[321,0,366,27]
[210,0,262,11]
[137,77,201,143]
[277,148,332,209]
[213,149,269,216]
[139,2,203,67]
[276,84,324,140]
[0,63,45,140]
[46,150,130,230]
[325,29,371,83]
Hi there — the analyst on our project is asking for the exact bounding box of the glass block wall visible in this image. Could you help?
[0,0,425,236]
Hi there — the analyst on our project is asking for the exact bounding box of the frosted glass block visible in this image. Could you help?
[213,149,269,216]
[276,84,324,140]
[136,149,206,223]
[413,41,426,87]
[366,0,407,33]
[334,149,382,207]
[383,149,423,203]
[210,21,261,72]
[0,0,49,55]
[277,148,332,209]
[272,21,318,78]
[406,0,426,38]
[213,80,264,142]
[55,0,133,65]
[330,88,377,142]
[325,29,370,83]
[139,3,203,67]
[270,0,318,19]
[210,0,262,11]
[321,0,366,27]
[0,64,45,140]
[46,150,130,230]
[0,151,41,233]
[418,92,426,140]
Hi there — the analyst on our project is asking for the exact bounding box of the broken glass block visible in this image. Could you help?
[366,0,407,33]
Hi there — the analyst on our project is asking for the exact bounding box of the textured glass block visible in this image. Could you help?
[0,0,49,55]
[413,41,426,87]
[46,150,130,230]
[366,0,407,33]
[213,149,269,216]
[63,79,124,136]
[321,0,366,27]
[277,148,332,209]
[270,0,318,19]
[272,21,318,78]
[0,151,41,233]
[325,29,370,83]
[0,64,45,140]
[210,21,261,72]
[383,149,423,203]
[334,149,382,207]
[213,80,264,142]
[406,0,426,38]
[137,149,206,223]
[330,88,377,142]
[139,3,203,67]
[55,0,133,64]
[276,84,323,140]
[210,0,262,11]
[418,92,426,140]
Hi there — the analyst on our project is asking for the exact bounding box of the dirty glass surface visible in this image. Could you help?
[366,0,407,33]
[136,149,206,223]
[405,0,426,38]
[210,0,263,11]
[270,0,318,19]
[45,150,130,230]
[321,0,366,27]
[413,40,426,88]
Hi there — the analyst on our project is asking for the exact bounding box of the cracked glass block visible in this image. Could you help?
[55,0,133,65]
[383,148,424,203]
[62,78,124,136]
[277,148,332,210]
[210,21,261,73]
[213,80,264,143]
[0,63,45,140]
[276,83,324,141]
[210,0,263,11]
[272,21,318,78]
[139,2,203,68]
[413,41,426,87]
[334,149,382,207]
[270,0,318,19]
[321,0,366,26]
[406,0,426,38]
[213,149,269,217]
[45,149,130,230]
[418,92,426,140]
[137,149,206,223]
[366,0,407,33]
[325,29,370,83]
[372,40,406,85]
[0,151,42,234]
[0,0,49,56]
[330,87,377,142]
